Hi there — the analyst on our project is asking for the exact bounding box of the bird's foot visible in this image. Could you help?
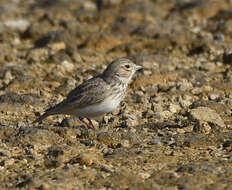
[79,117,95,130]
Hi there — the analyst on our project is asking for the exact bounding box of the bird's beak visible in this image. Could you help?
[136,65,143,71]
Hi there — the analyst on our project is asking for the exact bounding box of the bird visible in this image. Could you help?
[33,58,142,129]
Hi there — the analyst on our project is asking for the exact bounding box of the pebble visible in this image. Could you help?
[78,153,101,166]
[121,114,138,127]
[0,19,30,31]
[82,1,97,11]
[49,42,66,51]
[60,60,74,73]
[202,122,212,134]
[147,85,158,97]
[176,79,193,91]
[214,33,224,41]
[138,172,151,179]
[158,110,172,119]
[189,106,225,128]
[121,139,130,148]
[169,104,181,114]
[209,94,219,100]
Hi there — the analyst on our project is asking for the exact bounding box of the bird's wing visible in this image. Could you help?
[46,76,111,114]
[33,76,111,123]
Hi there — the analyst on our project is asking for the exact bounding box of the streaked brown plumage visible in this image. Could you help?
[33,58,142,129]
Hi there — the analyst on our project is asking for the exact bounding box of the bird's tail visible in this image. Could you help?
[32,112,51,124]
[32,101,67,124]
[32,105,58,124]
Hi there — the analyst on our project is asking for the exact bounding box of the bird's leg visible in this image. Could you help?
[79,117,88,126]
[87,118,95,130]
[79,117,95,129]
[98,116,106,127]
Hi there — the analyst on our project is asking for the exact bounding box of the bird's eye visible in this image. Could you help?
[125,64,130,69]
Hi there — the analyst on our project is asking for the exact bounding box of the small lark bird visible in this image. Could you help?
[33,58,142,129]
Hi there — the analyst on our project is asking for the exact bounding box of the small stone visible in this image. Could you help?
[102,115,111,124]
[121,118,138,127]
[102,148,113,155]
[91,119,99,129]
[193,121,212,134]
[82,1,97,11]
[177,128,186,134]
[149,137,162,145]
[223,52,232,65]
[40,183,51,190]
[214,33,224,41]
[2,19,30,31]
[66,129,82,141]
[147,85,158,97]
[49,42,66,51]
[189,106,225,128]
[44,148,64,169]
[0,92,40,105]
[158,110,172,119]
[191,87,202,95]
[60,60,74,73]
[121,139,130,148]
[4,158,15,166]
[97,132,121,148]
[78,153,101,166]
[209,94,219,100]
[72,52,82,62]
[27,48,49,62]
[3,70,14,84]
[121,114,138,127]
[202,122,212,134]
[138,172,151,179]
[179,99,192,108]
[203,85,213,92]
[96,0,122,10]
[143,109,154,118]
[169,104,181,114]
[184,125,194,132]
[177,80,193,91]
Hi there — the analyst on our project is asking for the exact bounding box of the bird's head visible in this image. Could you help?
[103,58,142,84]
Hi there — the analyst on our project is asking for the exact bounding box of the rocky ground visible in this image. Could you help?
[0,0,232,189]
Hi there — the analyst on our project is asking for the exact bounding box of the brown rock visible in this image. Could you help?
[189,106,225,128]
[71,153,101,166]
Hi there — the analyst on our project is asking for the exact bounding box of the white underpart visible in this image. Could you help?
[71,95,121,118]
[120,71,135,84]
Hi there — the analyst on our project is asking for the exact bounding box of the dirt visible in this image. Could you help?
[0,0,232,189]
